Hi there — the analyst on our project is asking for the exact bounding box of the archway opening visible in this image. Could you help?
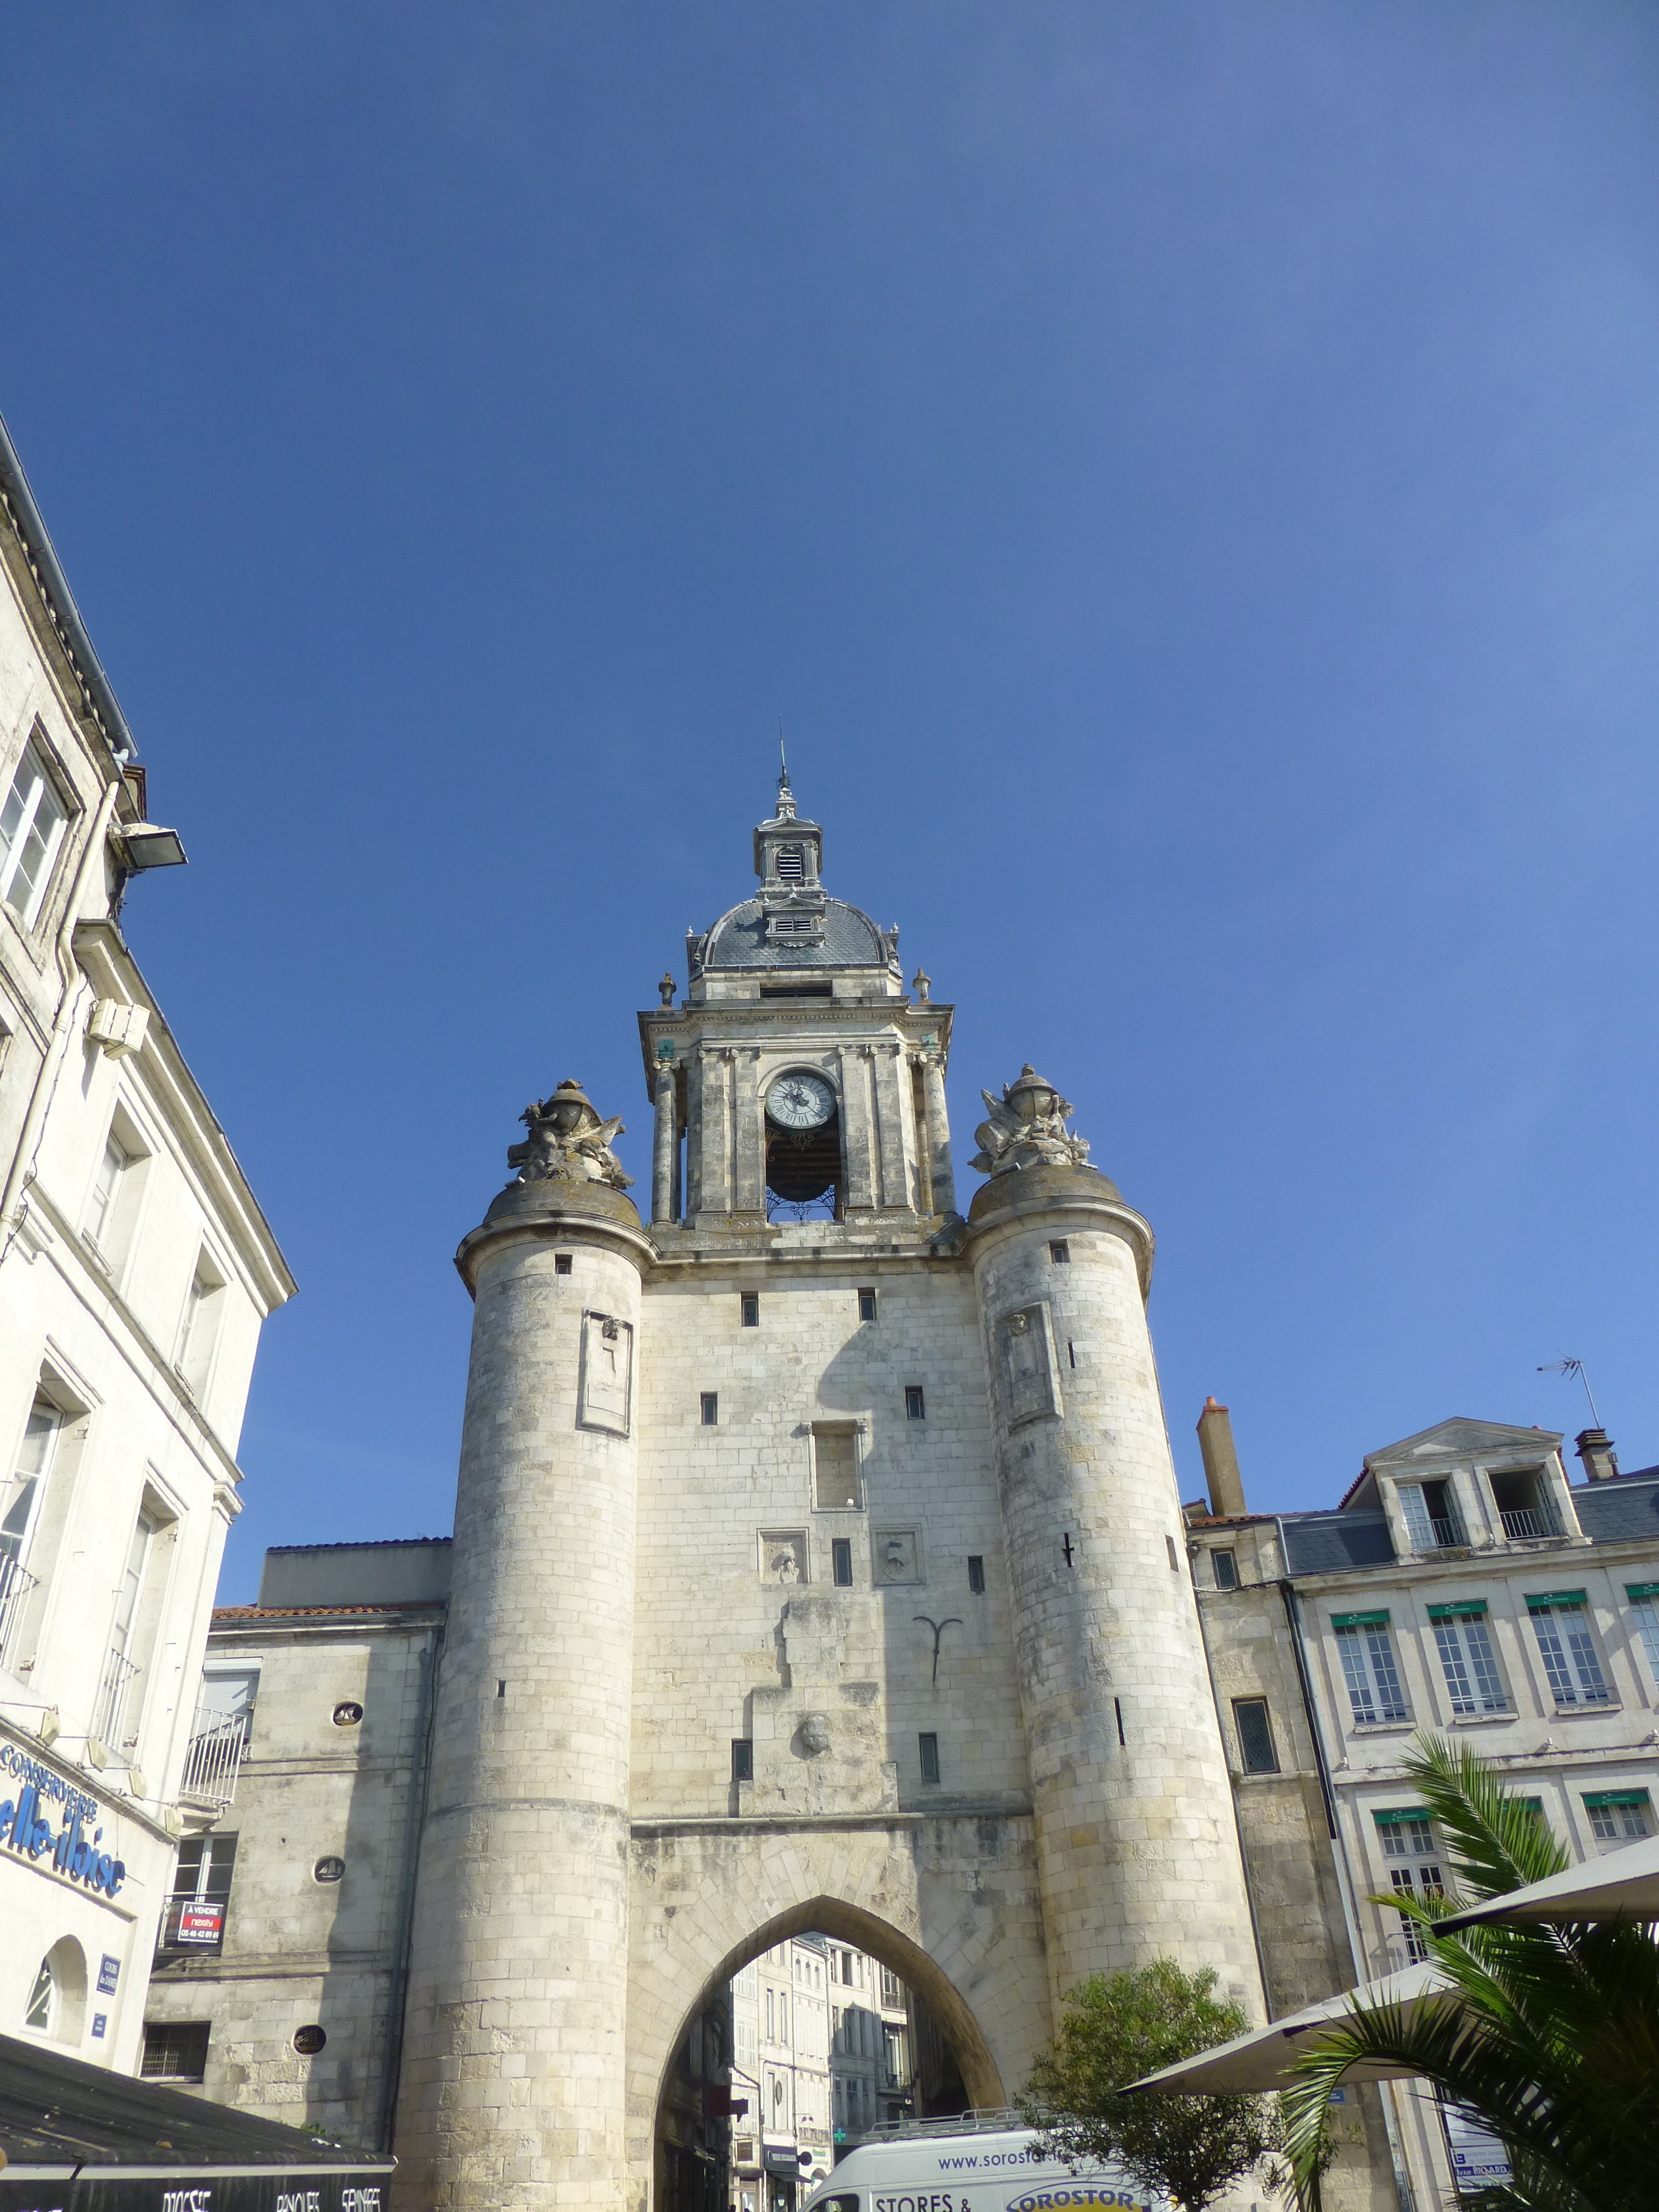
[654,1899,1000,2212]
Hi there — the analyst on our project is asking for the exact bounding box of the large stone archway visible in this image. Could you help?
[626,1815,1051,2210]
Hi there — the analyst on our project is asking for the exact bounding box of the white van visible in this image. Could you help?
[799,2115,1161,2212]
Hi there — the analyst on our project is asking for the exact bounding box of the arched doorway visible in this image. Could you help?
[653,1899,1003,2212]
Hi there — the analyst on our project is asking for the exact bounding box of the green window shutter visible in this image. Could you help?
[1426,1600,1488,1621]
[1332,1610,1392,1630]
[1372,1805,1432,1827]
[1626,1583,1659,1603]
[1583,1790,1651,1811]
[1525,1589,1587,1611]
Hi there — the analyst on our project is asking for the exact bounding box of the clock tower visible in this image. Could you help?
[644,766,957,1232]
[395,773,1259,2212]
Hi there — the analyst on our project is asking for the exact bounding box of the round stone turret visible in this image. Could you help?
[398,1116,651,2211]
[966,1084,1259,2012]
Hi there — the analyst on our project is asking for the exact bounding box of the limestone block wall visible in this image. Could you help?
[968,1170,1260,2011]
[631,1256,1029,1818]
[397,1196,647,2212]
[144,1615,439,2145]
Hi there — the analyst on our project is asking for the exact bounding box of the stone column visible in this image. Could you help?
[732,1047,765,1216]
[398,1178,650,2211]
[967,1165,1260,2015]
[921,1055,957,1217]
[651,1065,677,1225]
[871,1041,913,1210]
[837,1045,876,1214]
[697,1048,733,1220]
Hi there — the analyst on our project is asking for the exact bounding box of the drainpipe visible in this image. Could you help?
[376,1621,442,2154]
[1278,1563,1416,2212]
[0,776,122,1264]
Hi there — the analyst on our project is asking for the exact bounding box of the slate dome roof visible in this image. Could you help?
[703,896,887,970]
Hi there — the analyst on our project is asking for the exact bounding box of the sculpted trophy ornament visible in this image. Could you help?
[507,1078,633,1190]
[970,1064,1091,1178]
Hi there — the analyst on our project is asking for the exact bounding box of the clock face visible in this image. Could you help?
[767,1072,836,1129]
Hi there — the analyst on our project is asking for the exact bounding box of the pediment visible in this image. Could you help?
[1364,1417,1562,1473]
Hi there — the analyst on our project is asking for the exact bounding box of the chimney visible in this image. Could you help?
[1576,1428,1621,1483]
[1197,1396,1247,1518]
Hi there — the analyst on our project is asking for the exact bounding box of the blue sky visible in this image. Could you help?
[3,4,1656,1600]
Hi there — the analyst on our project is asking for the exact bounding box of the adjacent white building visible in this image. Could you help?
[0,413,293,2074]
[1189,1412,1659,2208]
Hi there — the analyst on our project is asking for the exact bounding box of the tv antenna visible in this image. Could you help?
[1537,1356,1602,1428]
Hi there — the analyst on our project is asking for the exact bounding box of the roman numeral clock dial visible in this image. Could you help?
[765,1073,835,1129]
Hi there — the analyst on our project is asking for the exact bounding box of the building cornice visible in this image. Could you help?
[0,410,134,772]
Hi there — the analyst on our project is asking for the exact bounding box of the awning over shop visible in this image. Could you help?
[0,2031,394,2212]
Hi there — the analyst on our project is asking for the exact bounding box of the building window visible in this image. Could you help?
[1397,1479,1462,1551]
[176,1253,225,1396]
[732,1737,753,1781]
[904,1386,925,1421]
[1625,1583,1659,1685]
[766,1989,774,2040]
[1333,1613,1409,1726]
[858,1287,877,1322]
[0,739,72,928]
[1488,1466,1557,1541]
[85,1132,131,1253]
[555,1253,572,1275]
[1527,1591,1611,1707]
[740,1292,759,1328]
[700,1392,718,1426]
[918,1732,940,1785]
[95,1510,160,1749]
[967,1555,986,1594]
[141,2020,210,2082]
[1428,1602,1508,1716]
[160,1834,237,1954]
[1584,1790,1653,1845]
[1375,1810,1442,1963]
[1211,1548,1238,1589]
[1049,1240,1070,1264]
[23,1955,54,2031]
[832,1538,853,1587]
[1,1394,60,1666]
[1233,1698,1278,1774]
[812,1423,860,1509]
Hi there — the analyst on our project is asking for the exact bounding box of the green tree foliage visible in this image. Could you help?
[1282,1736,1659,2211]
[1019,1958,1278,2210]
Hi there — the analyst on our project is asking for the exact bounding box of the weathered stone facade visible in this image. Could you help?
[0,414,292,2075]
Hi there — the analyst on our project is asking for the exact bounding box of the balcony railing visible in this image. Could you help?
[1423,1517,1462,1549]
[180,1713,248,1806]
[92,1649,139,1750]
[0,1555,39,1673]
[1500,1506,1555,1540]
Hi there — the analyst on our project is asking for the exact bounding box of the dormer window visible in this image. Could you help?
[775,843,805,884]
[1397,1479,1462,1551]
[1488,1467,1557,1541]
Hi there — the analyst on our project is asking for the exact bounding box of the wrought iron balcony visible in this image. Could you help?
[92,1649,139,1751]
[1500,1506,1555,1540]
[179,1712,248,1806]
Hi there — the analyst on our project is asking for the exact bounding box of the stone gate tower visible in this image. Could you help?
[396,775,1259,2211]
